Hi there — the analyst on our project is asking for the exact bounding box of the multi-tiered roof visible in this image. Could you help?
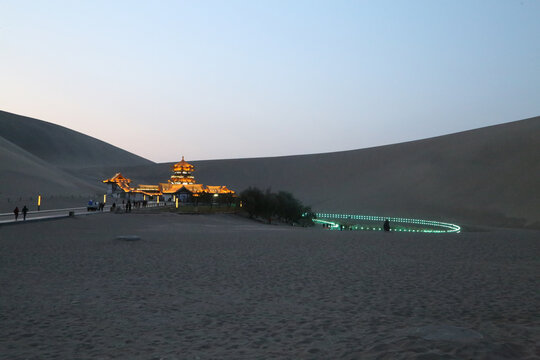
[169,156,196,184]
[103,156,235,198]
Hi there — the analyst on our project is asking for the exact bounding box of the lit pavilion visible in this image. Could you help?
[103,173,161,201]
[103,156,235,203]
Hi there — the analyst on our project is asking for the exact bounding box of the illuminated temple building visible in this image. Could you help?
[103,157,235,203]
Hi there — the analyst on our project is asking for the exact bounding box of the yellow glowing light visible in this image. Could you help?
[144,195,146,201]
[103,194,106,203]
[157,196,160,204]
[38,195,41,206]
[175,197,179,208]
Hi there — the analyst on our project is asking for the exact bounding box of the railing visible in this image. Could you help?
[0,201,178,222]
[0,200,236,225]
[0,206,109,224]
[312,212,461,233]
[0,206,87,217]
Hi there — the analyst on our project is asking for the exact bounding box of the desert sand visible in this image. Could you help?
[1,212,538,359]
[2,110,539,229]
[0,110,153,210]
[81,116,539,229]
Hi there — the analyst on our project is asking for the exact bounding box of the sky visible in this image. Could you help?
[1,0,539,163]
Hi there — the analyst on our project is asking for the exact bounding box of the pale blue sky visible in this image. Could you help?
[1,0,539,162]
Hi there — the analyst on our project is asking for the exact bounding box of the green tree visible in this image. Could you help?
[240,187,265,218]
[240,187,313,226]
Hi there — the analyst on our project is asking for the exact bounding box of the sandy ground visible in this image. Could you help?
[2,109,539,229]
[0,213,538,359]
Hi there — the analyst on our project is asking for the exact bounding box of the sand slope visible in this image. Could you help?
[114,117,540,228]
[0,135,101,197]
[0,110,154,209]
[1,109,538,228]
[0,110,153,170]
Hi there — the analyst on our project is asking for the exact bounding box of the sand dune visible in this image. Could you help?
[0,110,154,210]
[1,110,538,228]
[0,110,153,170]
[0,135,101,197]
[113,117,540,229]
[1,111,538,358]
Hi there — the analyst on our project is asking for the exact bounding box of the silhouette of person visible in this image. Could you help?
[22,205,28,221]
[13,207,19,221]
[383,219,390,232]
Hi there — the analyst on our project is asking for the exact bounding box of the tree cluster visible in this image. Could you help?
[240,187,314,225]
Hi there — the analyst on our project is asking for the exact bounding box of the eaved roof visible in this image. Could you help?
[206,185,235,194]
[133,184,161,196]
[103,173,131,184]
[173,156,194,172]
[103,173,132,192]
[160,183,206,194]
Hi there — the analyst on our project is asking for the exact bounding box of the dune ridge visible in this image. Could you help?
[0,110,153,208]
[1,110,538,228]
[104,117,540,229]
[0,110,153,169]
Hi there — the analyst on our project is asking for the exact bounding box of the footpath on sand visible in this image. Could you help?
[0,202,214,226]
[0,207,109,226]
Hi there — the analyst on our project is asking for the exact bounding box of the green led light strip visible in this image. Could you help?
[311,212,461,233]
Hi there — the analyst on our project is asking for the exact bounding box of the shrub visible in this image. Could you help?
[240,187,312,225]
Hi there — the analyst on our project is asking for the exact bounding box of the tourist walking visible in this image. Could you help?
[13,206,19,221]
[22,205,28,221]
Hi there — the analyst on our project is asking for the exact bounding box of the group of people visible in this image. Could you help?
[121,199,148,212]
[13,206,29,221]
[108,200,148,213]
[88,200,106,211]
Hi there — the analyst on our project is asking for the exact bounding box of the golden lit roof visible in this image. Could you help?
[160,183,206,194]
[104,162,235,198]
[103,173,132,193]
[169,175,196,185]
[183,184,205,193]
[220,186,234,194]
[206,185,235,194]
[159,183,178,193]
[173,156,194,172]
[133,185,162,196]
[135,185,160,193]
[103,173,131,184]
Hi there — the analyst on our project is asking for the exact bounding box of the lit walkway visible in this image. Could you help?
[313,212,461,233]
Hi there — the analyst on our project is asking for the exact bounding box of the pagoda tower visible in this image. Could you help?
[169,156,196,184]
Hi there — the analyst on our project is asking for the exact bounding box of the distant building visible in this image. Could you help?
[102,173,161,201]
[103,156,235,204]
